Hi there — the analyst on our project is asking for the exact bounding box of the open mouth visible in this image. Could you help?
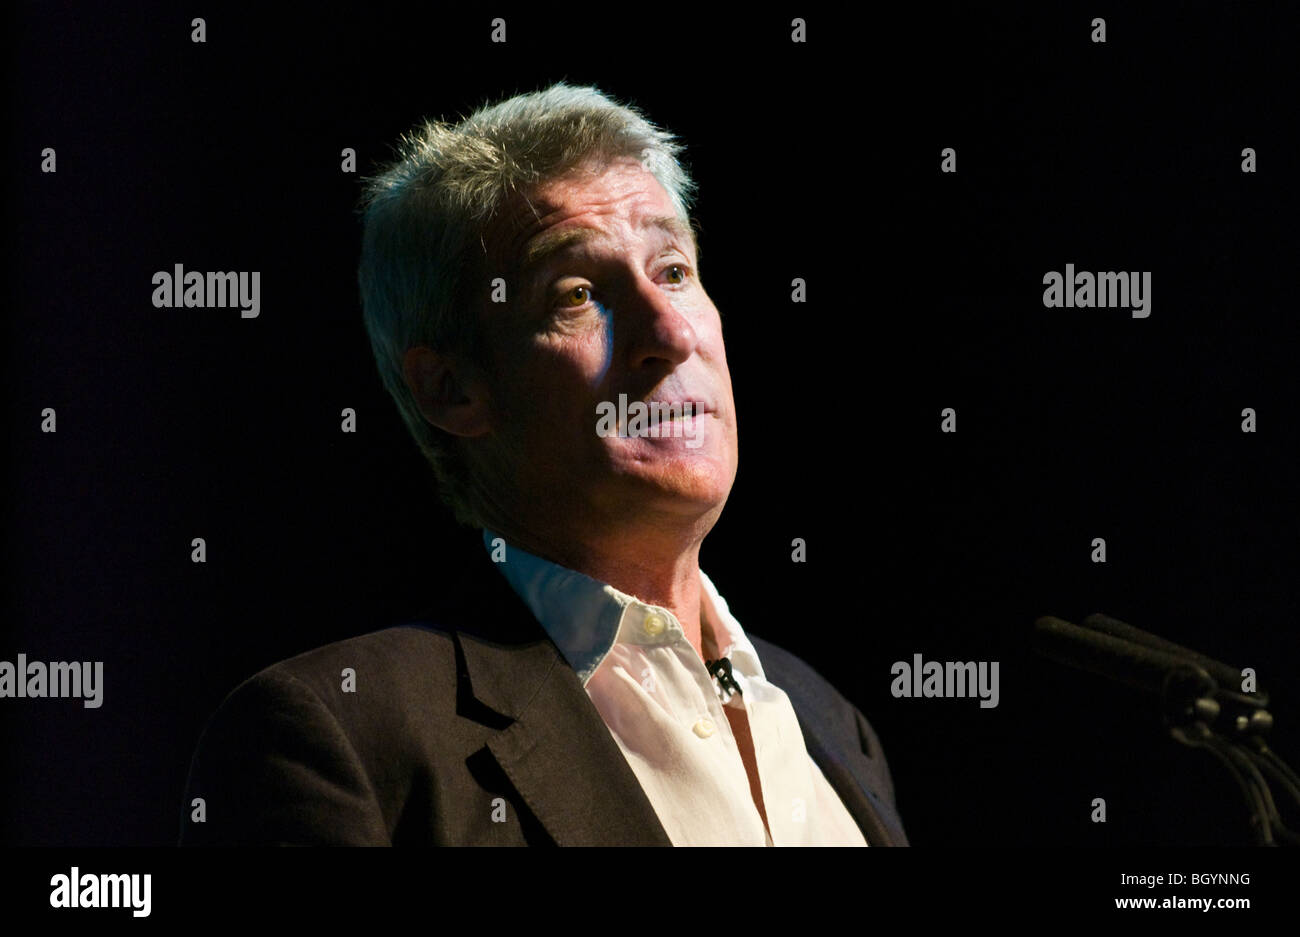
[646,402,710,425]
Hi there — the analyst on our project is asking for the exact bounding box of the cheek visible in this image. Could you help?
[493,338,608,444]
[528,326,612,387]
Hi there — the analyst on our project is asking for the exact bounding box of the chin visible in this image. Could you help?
[625,465,733,513]
[597,437,735,504]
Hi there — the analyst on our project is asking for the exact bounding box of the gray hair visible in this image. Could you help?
[357,82,697,527]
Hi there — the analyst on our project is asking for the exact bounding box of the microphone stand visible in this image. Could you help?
[1037,614,1300,846]
[1159,659,1300,847]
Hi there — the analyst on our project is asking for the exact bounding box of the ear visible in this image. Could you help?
[401,346,492,437]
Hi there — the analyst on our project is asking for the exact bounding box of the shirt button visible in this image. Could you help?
[692,718,716,738]
[643,613,666,637]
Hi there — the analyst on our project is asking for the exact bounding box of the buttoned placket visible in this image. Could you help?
[621,601,770,830]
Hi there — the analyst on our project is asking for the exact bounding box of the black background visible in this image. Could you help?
[4,1,1299,851]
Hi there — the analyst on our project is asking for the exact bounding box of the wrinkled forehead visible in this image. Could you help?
[479,155,684,276]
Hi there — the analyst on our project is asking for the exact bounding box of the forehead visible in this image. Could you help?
[487,158,690,272]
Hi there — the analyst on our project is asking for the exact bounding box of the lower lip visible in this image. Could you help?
[634,412,711,439]
[651,409,712,423]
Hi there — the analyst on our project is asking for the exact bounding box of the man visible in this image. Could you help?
[179,83,908,846]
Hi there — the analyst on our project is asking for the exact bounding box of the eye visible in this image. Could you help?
[664,264,687,284]
[561,285,591,307]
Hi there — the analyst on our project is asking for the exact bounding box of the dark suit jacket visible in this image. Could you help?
[179,546,908,846]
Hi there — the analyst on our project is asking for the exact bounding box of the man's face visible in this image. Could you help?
[472,156,738,535]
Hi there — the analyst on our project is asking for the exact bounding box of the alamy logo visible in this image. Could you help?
[151,264,261,318]
[0,654,103,708]
[890,653,999,708]
[596,394,703,448]
[50,867,151,917]
[1043,264,1151,318]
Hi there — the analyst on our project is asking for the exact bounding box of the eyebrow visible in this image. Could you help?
[518,214,697,280]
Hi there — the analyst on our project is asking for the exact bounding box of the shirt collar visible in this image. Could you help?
[482,528,764,687]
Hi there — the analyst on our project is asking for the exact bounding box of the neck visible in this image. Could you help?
[487,518,716,659]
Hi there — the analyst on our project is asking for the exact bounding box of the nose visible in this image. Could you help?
[622,275,698,372]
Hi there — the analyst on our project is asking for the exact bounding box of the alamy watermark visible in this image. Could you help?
[596,393,703,448]
[0,654,103,708]
[1043,264,1151,318]
[891,653,999,708]
[50,868,150,917]
[151,264,260,318]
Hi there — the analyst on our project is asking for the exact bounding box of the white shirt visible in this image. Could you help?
[483,530,868,847]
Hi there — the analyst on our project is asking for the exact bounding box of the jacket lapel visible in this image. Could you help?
[441,544,671,846]
[458,627,672,846]
[791,706,907,846]
[747,633,908,846]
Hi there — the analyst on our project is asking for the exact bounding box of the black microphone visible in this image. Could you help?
[1080,612,1258,700]
[1032,614,1268,723]
[705,657,742,701]
[1033,615,1210,697]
